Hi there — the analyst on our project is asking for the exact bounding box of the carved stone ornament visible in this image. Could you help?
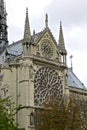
[41,40,53,58]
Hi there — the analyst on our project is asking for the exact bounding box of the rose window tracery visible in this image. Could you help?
[41,40,53,58]
[34,67,63,106]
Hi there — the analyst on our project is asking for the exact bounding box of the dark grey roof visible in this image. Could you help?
[6,31,44,56]
[7,40,23,56]
[34,31,44,44]
[68,68,86,90]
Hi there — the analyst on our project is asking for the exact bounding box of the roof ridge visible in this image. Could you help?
[8,39,23,47]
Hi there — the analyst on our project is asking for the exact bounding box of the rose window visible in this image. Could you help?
[34,67,63,106]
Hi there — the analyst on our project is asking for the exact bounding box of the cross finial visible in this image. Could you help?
[70,55,73,70]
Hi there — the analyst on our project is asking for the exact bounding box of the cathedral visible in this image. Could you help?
[0,0,87,130]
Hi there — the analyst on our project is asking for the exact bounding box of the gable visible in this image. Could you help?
[34,28,59,62]
[34,28,58,47]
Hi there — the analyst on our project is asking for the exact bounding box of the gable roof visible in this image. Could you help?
[6,40,23,56]
[33,31,44,44]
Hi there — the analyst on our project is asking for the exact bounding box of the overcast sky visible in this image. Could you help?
[6,0,87,86]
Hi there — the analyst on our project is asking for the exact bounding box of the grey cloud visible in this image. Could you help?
[46,0,87,27]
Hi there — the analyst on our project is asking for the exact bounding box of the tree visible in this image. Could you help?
[0,97,19,130]
[80,100,87,130]
[35,98,87,130]
[66,98,83,130]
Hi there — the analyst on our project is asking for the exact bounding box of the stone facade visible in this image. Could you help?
[0,4,87,130]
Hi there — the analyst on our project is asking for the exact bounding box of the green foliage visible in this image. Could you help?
[0,97,19,130]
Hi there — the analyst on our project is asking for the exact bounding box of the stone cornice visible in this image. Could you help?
[69,86,87,95]
[30,55,67,69]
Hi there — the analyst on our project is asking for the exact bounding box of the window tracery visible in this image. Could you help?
[34,67,63,106]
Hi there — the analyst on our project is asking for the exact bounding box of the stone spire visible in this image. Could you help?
[58,21,65,50]
[23,7,31,43]
[45,13,48,28]
[0,0,8,53]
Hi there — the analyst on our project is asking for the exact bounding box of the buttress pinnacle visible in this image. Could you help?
[59,21,65,49]
[58,21,67,55]
[23,8,31,42]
